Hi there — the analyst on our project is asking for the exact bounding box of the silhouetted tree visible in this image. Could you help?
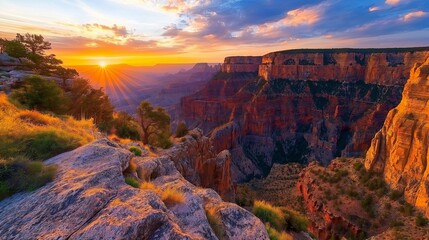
[16,33,51,55]
[68,78,114,127]
[56,67,79,87]
[137,101,171,145]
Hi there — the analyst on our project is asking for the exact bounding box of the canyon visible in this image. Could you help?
[180,47,429,182]
[366,57,429,218]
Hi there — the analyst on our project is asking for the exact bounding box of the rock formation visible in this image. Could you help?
[180,48,429,181]
[166,129,235,201]
[366,57,429,217]
[0,138,268,239]
[260,48,429,85]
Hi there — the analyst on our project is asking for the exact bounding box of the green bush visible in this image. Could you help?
[253,200,284,230]
[156,134,173,149]
[125,177,139,188]
[175,122,189,138]
[11,75,69,114]
[129,147,142,156]
[282,208,309,232]
[0,156,57,200]
[24,131,81,160]
[416,214,428,227]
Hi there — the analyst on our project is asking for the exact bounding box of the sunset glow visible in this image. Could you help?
[99,61,107,68]
[0,0,428,66]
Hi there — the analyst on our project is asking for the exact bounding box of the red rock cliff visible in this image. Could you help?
[259,48,429,85]
[365,57,429,217]
[180,48,429,182]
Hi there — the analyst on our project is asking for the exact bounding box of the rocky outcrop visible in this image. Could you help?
[180,48,429,182]
[0,138,268,239]
[365,57,429,217]
[166,129,235,201]
[221,56,262,73]
[259,48,429,85]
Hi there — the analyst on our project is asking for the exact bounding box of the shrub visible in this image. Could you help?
[353,162,364,171]
[125,177,139,188]
[389,190,402,201]
[0,156,57,200]
[236,185,255,207]
[175,122,189,138]
[129,147,142,156]
[140,181,156,191]
[399,203,414,216]
[282,208,309,232]
[11,75,69,114]
[389,220,404,228]
[265,224,292,240]
[161,188,185,207]
[253,200,285,230]
[156,134,173,149]
[416,214,428,227]
[24,131,81,160]
[205,208,226,239]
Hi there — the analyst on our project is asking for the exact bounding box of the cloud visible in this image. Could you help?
[282,6,323,26]
[385,0,401,5]
[82,23,129,37]
[403,11,427,21]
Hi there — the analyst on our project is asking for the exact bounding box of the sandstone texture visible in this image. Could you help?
[259,48,429,85]
[221,56,262,73]
[366,57,429,217]
[297,158,429,240]
[0,137,268,239]
[167,129,235,201]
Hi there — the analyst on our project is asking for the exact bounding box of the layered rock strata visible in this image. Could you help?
[366,57,429,217]
[180,48,429,181]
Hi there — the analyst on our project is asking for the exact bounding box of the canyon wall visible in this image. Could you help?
[365,58,429,217]
[259,48,429,85]
[180,48,429,181]
[221,56,262,73]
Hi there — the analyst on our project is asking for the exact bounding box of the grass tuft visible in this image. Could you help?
[161,188,185,206]
[125,177,140,188]
[253,200,285,230]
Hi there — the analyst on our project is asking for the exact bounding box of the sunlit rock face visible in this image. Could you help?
[180,48,429,182]
[366,58,429,217]
[0,138,268,239]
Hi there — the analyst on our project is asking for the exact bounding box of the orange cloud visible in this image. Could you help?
[403,11,426,21]
[283,7,321,26]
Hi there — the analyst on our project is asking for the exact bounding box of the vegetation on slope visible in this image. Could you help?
[0,94,95,199]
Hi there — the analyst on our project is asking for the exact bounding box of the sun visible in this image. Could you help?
[99,61,107,68]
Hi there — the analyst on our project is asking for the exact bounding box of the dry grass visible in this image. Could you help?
[140,181,156,190]
[0,93,96,160]
[205,207,227,240]
[265,224,293,240]
[253,200,285,230]
[161,188,185,206]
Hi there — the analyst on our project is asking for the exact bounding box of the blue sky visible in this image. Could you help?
[0,0,428,65]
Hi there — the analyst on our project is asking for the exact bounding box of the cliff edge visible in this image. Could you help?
[0,137,268,239]
[366,57,429,217]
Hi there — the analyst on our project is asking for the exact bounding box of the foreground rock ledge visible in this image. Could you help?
[0,139,268,240]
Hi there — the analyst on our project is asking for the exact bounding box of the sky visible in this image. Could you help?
[0,0,428,66]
